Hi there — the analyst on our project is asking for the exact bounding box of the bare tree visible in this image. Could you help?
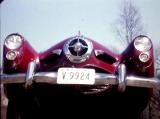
[0,0,4,4]
[114,1,160,118]
[151,47,160,119]
[115,0,145,46]
[155,47,160,78]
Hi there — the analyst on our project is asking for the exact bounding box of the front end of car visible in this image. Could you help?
[1,33,160,119]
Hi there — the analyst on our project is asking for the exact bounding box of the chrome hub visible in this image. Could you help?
[64,36,93,63]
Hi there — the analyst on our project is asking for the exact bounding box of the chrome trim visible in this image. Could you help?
[63,36,93,63]
[1,73,160,90]
[126,76,160,89]
[52,49,62,55]
[94,73,117,85]
[117,64,126,92]
[1,65,160,90]
[94,50,104,56]
[25,61,36,87]
[35,72,117,85]
[34,72,120,86]
[1,73,26,84]
[34,72,57,84]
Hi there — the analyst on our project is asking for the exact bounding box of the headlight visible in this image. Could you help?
[5,34,22,49]
[134,36,152,52]
[6,50,17,60]
[139,52,149,63]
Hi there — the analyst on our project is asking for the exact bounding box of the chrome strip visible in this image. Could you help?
[95,73,117,85]
[25,61,36,87]
[126,76,160,89]
[52,49,62,55]
[35,73,160,90]
[94,50,104,56]
[117,64,126,92]
[1,74,26,84]
[1,71,160,90]
[34,72,57,84]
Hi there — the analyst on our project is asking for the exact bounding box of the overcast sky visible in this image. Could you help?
[1,0,160,54]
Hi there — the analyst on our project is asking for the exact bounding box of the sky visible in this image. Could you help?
[0,0,160,54]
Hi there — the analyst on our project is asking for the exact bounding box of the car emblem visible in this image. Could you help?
[64,36,93,63]
[73,42,83,52]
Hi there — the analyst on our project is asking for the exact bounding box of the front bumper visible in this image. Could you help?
[1,62,160,92]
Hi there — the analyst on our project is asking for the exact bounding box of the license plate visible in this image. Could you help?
[57,68,95,84]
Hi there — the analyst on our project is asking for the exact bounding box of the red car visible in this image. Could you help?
[1,33,160,119]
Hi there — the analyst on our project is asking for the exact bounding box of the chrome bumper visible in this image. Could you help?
[1,62,160,91]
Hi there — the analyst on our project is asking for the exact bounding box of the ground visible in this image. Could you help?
[149,89,160,119]
[1,85,160,119]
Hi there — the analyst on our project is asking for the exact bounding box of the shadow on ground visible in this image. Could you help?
[1,85,160,119]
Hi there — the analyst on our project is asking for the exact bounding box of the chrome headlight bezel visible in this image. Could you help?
[5,34,23,49]
[134,36,152,52]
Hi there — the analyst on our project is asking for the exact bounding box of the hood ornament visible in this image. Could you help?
[64,35,93,63]
[73,42,83,52]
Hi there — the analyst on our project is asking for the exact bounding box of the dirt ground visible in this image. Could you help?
[1,84,8,119]
[149,89,160,119]
[1,85,160,119]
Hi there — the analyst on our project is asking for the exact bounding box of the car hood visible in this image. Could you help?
[39,35,121,74]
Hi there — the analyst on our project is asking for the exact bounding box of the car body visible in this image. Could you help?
[1,33,160,119]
